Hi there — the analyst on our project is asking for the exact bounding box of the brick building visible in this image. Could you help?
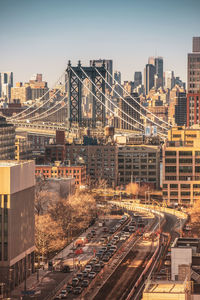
[45,143,118,187]
[35,161,86,187]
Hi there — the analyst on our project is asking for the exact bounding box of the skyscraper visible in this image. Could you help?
[148,57,164,89]
[187,37,200,126]
[134,72,142,88]
[0,72,13,100]
[114,71,121,84]
[188,37,200,94]
[165,70,175,90]
[154,57,163,88]
[144,64,156,95]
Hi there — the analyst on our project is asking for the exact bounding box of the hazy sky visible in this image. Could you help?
[0,0,200,87]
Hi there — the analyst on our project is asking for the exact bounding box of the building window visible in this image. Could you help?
[179,151,192,156]
[194,184,200,188]
[179,158,192,164]
[170,184,178,188]
[165,151,176,156]
[179,166,192,173]
[165,166,176,173]
[165,158,176,163]
[181,184,190,189]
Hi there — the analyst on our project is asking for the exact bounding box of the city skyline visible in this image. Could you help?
[0,0,200,87]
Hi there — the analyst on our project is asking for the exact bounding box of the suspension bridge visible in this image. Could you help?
[7,61,172,139]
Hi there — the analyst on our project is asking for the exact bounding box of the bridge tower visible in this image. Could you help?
[66,60,106,127]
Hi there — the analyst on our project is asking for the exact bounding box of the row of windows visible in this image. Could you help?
[165,151,200,156]
[36,169,80,174]
[163,183,200,189]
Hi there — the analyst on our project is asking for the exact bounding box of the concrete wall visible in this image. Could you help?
[0,160,35,194]
[142,293,188,300]
[9,186,35,265]
[171,248,192,280]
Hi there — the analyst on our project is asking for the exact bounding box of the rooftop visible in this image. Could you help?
[0,160,34,167]
[144,280,186,294]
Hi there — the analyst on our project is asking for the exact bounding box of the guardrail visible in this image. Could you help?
[111,201,188,220]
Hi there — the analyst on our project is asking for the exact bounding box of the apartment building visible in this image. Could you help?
[162,126,200,206]
[118,144,160,189]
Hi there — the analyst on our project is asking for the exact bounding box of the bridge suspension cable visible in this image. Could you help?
[80,66,167,138]
[70,67,143,132]
[8,71,65,121]
[26,93,67,122]
[105,68,172,128]
[80,67,144,131]
[95,67,169,132]
[20,78,68,122]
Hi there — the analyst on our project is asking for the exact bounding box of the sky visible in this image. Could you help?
[0,0,200,87]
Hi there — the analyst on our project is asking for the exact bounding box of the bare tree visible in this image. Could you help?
[126,182,139,198]
[35,177,49,215]
[35,214,65,259]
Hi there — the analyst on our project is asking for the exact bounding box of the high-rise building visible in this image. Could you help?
[134,72,142,88]
[187,37,200,126]
[144,64,156,95]
[90,59,113,90]
[175,93,187,126]
[148,57,163,89]
[0,72,13,100]
[187,37,200,94]
[0,160,35,293]
[193,36,200,52]
[154,57,163,88]
[114,71,121,84]
[165,70,175,90]
[0,116,15,160]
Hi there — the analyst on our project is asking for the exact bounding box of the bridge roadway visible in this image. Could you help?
[11,121,141,137]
